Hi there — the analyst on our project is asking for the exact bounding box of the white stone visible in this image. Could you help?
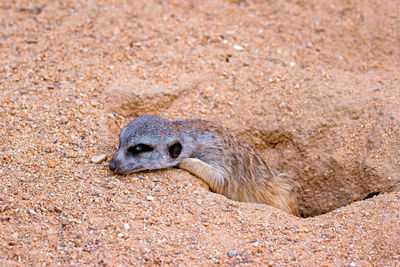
[233,44,244,51]
[146,196,155,201]
[91,154,107,164]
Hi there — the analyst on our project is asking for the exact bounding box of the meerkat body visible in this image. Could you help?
[110,115,299,216]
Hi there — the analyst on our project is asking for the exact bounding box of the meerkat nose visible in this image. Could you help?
[109,160,117,172]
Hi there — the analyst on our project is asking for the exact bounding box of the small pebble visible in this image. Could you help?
[47,161,56,168]
[10,62,19,69]
[233,44,244,51]
[123,223,130,230]
[28,209,37,215]
[146,196,155,201]
[90,101,99,107]
[91,154,107,164]
[54,206,62,213]
[289,62,296,67]
[228,249,237,258]
[59,116,68,124]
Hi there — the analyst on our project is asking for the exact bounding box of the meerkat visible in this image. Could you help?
[109,115,299,216]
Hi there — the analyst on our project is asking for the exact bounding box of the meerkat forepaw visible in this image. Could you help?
[178,158,225,192]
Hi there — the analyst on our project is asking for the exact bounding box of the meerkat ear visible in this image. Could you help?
[168,141,182,159]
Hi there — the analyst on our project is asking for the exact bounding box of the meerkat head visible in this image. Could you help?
[109,115,184,174]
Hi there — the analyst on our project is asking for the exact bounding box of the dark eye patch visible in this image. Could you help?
[128,144,153,155]
[168,141,182,159]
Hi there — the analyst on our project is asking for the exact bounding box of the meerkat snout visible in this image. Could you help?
[109,160,117,172]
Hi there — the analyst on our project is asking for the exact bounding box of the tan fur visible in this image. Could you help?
[179,158,299,216]
[175,118,299,216]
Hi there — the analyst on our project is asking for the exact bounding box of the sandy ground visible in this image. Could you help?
[1,0,399,265]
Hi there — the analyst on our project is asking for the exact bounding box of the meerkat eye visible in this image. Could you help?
[128,144,153,155]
